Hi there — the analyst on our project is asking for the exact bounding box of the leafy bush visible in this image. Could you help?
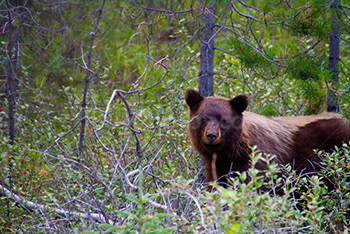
[143,145,349,234]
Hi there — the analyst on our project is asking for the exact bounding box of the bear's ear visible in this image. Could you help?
[230,94,248,113]
[185,89,203,111]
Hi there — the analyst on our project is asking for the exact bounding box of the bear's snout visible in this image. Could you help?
[203,121,222,145]
[206,132,218,143]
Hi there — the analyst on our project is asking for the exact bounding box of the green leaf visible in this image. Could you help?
[125,194,141,204]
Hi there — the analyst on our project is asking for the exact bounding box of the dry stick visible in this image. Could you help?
[77,0,106,158]
[211,153,218,181]
[1,177,175,224]
[0,184,113,224]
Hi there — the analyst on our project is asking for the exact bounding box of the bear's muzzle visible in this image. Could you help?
[203,121,222,145]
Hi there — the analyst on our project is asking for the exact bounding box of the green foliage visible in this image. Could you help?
[180,146,350,233]
[277,0,331,38]
[94,166,176,234]
[289,55,327,114]
[199,150,302,233]
[290,55,322,81]
[314,144,350,228]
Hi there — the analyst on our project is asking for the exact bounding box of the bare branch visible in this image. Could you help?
[230,1,260,22]
[0,184,114,224]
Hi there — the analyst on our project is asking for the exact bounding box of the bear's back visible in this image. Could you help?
[242,112,350,167]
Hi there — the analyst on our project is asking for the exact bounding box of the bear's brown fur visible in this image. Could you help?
[185,89,350,188]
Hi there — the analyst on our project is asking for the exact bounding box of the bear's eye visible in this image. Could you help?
[234,119,242,127]
[220,118,228,125]
[202,117,210,123]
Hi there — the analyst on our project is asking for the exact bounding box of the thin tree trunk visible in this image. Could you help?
[327,0,340,112]
[199,2,215,97]
[198,1,215,183]
[5,0,23,220]
[77,0,106,159]
[6,0,19,145]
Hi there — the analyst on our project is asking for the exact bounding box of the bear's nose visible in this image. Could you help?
[206,132,218,143]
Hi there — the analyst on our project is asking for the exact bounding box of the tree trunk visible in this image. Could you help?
[197,1,215,184]
[6,0,19,145]
[199,2,215,97]
[5,0,23,220]
[327,0,340,112]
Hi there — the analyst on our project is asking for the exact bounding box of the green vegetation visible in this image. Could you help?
[1,0,349,233]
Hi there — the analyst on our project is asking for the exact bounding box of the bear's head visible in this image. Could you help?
[185,89,248,153]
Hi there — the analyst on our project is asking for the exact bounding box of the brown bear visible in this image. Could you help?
[185,89,350,188]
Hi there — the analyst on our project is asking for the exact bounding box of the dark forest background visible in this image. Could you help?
[1,1,350,233]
